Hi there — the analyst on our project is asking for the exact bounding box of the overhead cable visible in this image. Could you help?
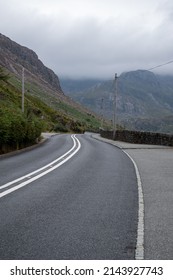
[147,60,173,71]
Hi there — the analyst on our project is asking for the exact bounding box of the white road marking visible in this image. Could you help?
[0,135,81,199]
[123,150,144,260]
[91,134,145,260]
[0,135,77,190]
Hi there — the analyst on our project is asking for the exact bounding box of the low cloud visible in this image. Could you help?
[1,0,173,78]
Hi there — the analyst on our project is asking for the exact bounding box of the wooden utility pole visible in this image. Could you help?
[101,98,104,129]
[22,67,25,113]
[113,73,118,140]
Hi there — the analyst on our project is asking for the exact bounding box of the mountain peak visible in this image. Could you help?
[121,69,156,81]
[0,33,63,93]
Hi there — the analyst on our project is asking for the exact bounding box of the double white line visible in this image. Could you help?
[0,135,81,199]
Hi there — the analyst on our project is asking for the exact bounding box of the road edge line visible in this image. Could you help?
[123,150,144,260]
[91,134,144,259]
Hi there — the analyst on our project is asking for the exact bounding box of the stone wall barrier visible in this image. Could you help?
[100,129,173,146]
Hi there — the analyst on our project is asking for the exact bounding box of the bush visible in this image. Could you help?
[25,117,43,142]
[0,106,43,153]
[53,123,68,133]
[0,67,9,82]
[69,120,85,133]
[0,107,25,145]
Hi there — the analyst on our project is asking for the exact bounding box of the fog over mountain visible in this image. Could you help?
[61,70,173,133]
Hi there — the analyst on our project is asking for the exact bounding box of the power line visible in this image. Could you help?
[147,60,173,71]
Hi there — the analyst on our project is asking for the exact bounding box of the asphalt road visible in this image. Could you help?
[126,148,173,260]
[0,133,138,260]
[93,134,173,260]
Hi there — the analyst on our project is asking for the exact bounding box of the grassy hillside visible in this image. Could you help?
[0,67,102,154]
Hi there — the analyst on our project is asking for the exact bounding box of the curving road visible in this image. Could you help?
[0,133,138,260]
[93,134,173,260]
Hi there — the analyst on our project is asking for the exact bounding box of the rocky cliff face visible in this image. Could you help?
[0,33,63,93]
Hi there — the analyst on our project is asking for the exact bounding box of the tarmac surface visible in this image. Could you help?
[0,133,138,259]
[92,134,173,259]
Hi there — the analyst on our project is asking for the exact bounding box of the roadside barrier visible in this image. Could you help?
[100,129,173,146]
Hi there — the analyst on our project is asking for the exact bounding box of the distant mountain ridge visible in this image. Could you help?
[60,78,104,93]
[0,33,62,93]
[61,70,173,133]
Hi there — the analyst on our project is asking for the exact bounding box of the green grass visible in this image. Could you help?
[0,67,102,153]
[8,71,102,131]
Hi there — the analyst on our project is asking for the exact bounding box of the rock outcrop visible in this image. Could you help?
[0,33,63,93]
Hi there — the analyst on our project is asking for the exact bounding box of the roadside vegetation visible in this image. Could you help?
[0,67,102,154]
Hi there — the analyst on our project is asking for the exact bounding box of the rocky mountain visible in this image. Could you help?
[0,33,62,93]
[61,70,173,133]
[0,33,102,135]
[60,78,104,94]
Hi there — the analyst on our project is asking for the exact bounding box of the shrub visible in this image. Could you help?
[0,106,43,153]
[53,123,68,133]
[0,67,9,82]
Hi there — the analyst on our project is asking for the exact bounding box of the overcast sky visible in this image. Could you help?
[1,0,173,78]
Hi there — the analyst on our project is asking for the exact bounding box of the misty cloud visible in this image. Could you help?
[1,0,173,78]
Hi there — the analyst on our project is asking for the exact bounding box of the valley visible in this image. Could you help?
[61,70,173,133]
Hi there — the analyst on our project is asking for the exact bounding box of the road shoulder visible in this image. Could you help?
[92,133,173,259]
